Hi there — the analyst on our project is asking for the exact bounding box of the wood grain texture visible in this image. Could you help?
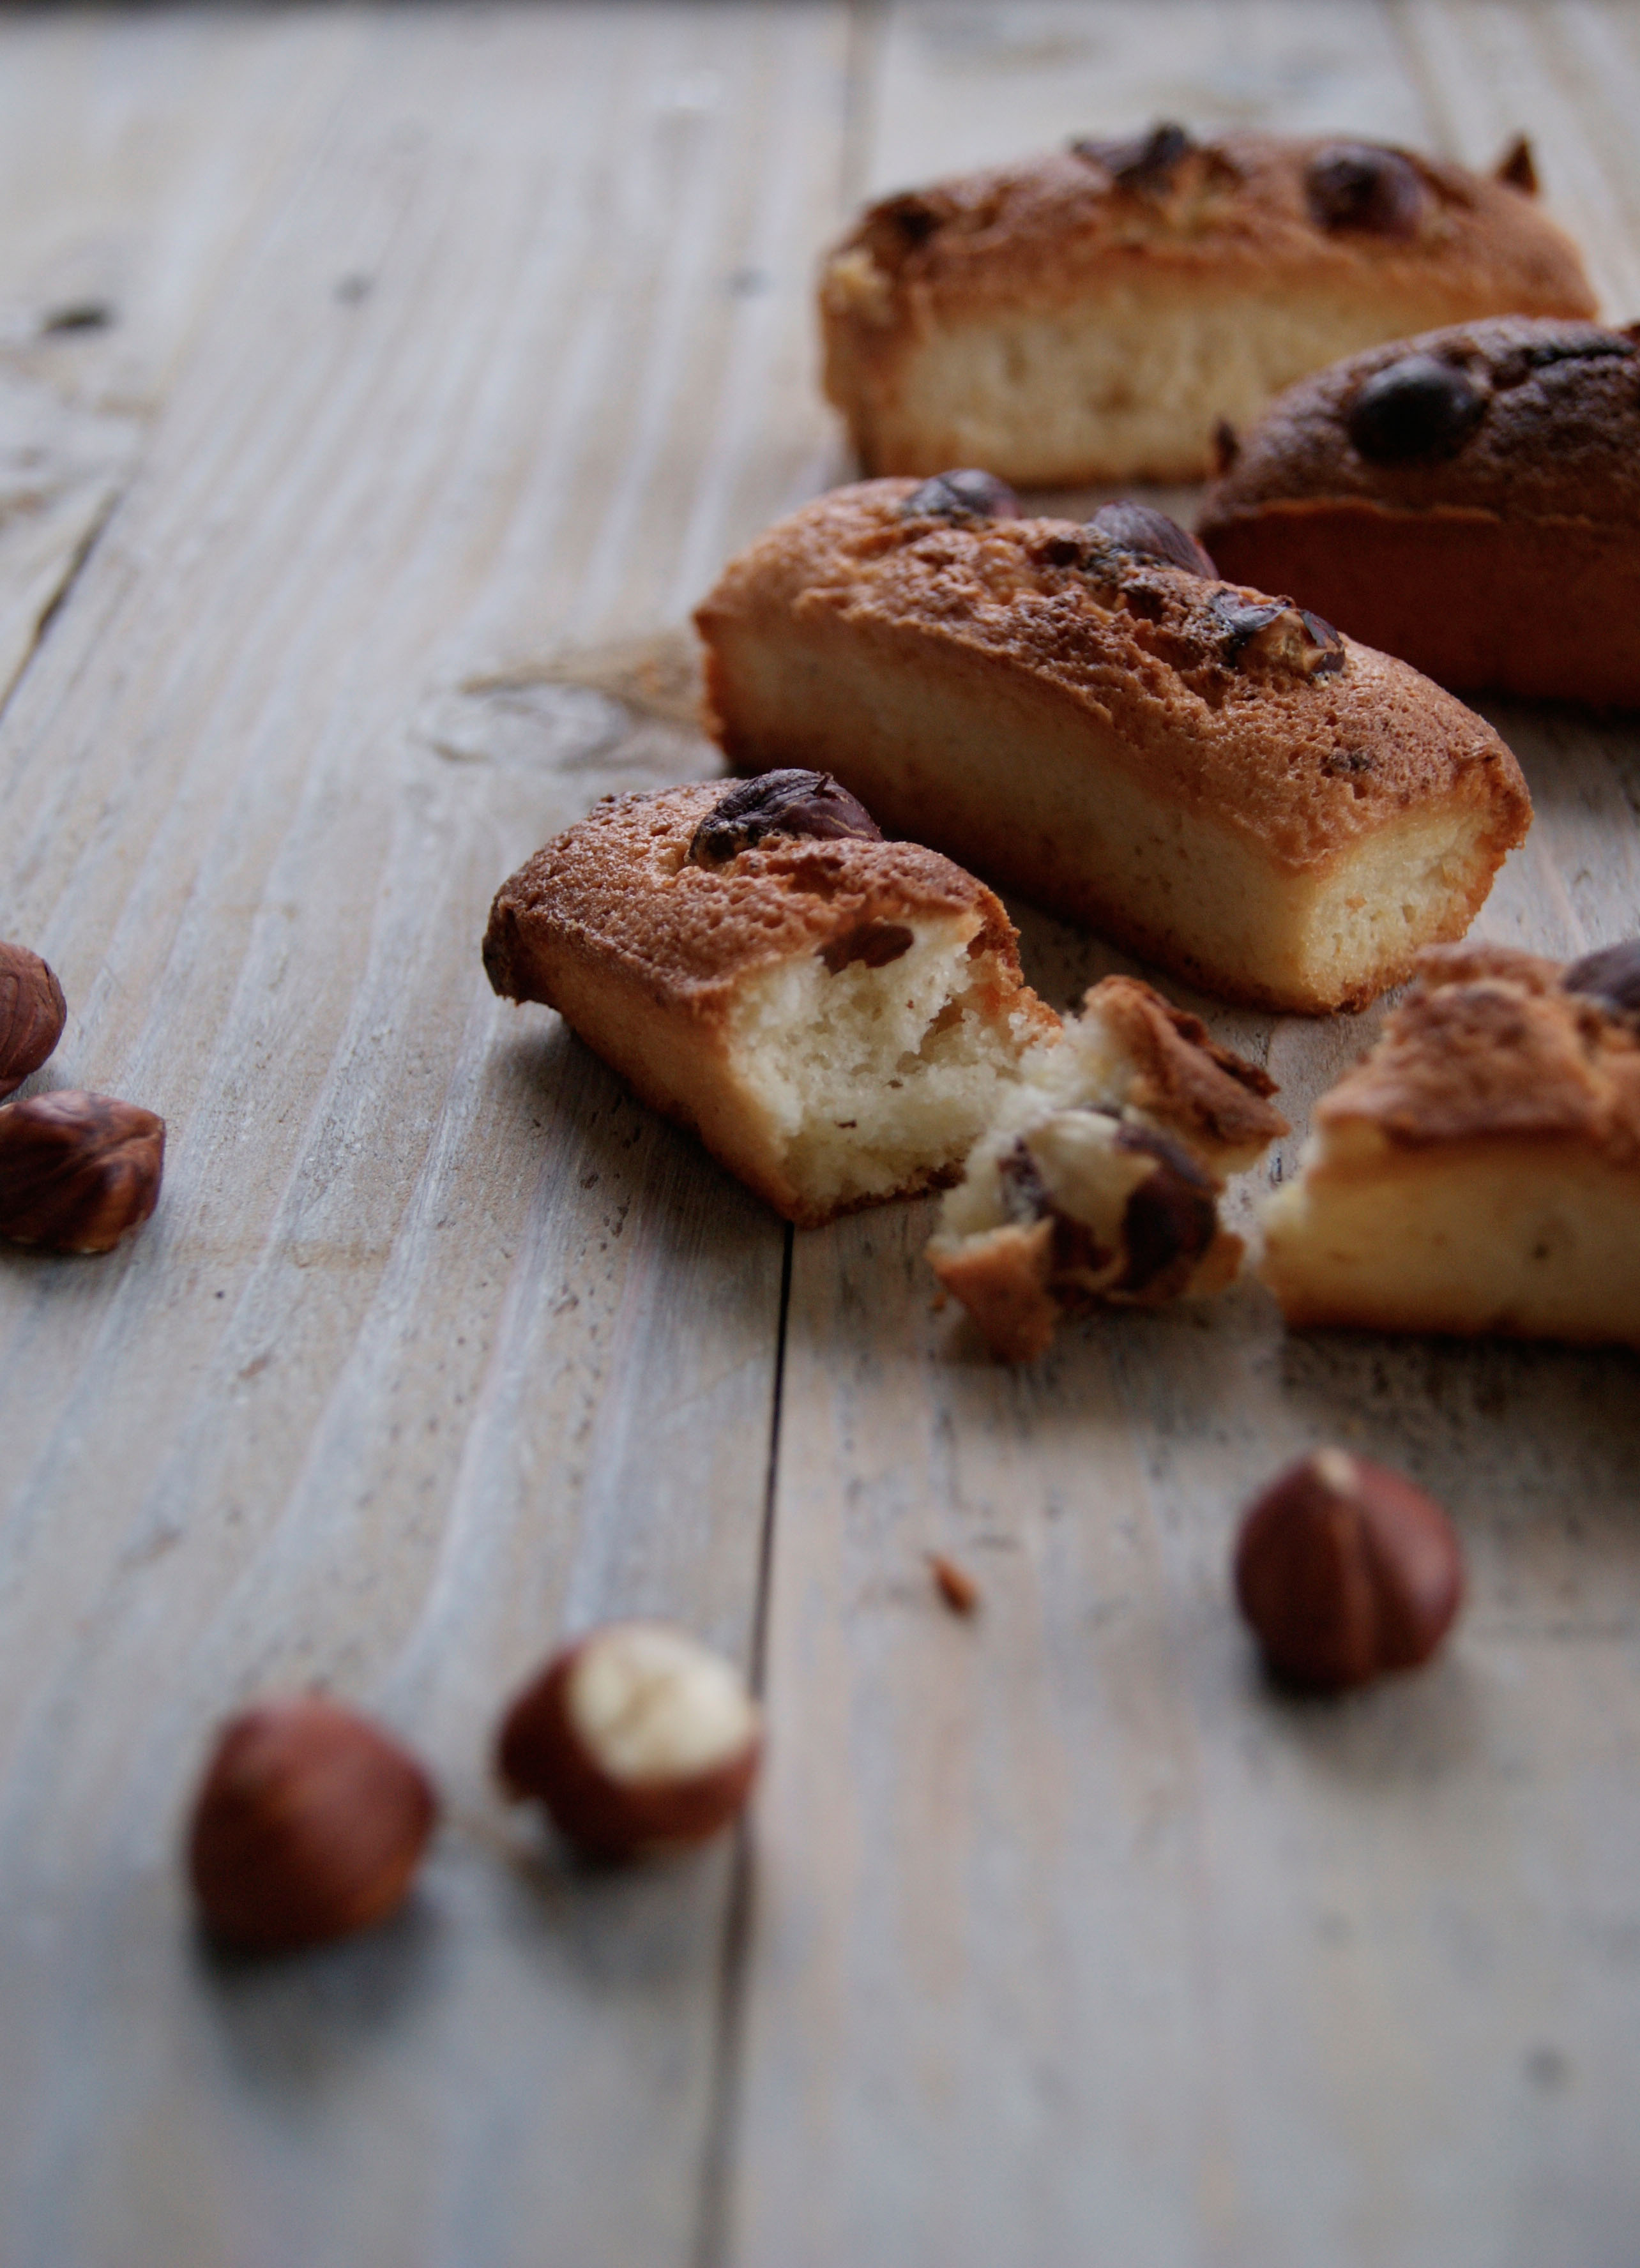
[724,7,1640,2265]
[0,8,847,2265]
[4,6,1640,2268]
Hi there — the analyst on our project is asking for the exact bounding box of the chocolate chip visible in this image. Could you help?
[1071,122,1194,193]
[819,921,914,974]
[1561,939,1640,1025]
[902,469,1021,521]
[1086,503,1216,577]
[1346,354,1487,463]
[687,771,883,866]
[1305,144,1427,238]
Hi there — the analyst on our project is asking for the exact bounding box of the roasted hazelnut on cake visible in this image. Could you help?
[0,942,66,1099]
[497,1622,761,1859]
[0,1090,165,1253]
[695,481,1531,1013]
[1201,317,1640,703]
[1234,1449,1464,1691]
[482,776,1061,1226]
[1261,940,1640,1347]
[929,974,1287,1359]
[188,1697,437,1952]
[819,126,1594,484]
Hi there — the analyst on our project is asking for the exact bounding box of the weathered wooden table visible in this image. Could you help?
[3,6,1639,2262]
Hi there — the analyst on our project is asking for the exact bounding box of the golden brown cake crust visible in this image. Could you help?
[697,481,1529,877]
[1198,319,1640,701]
[483,782,1024,1027]
[825,135,1593,354]
[1312,942,1640,1166]
[1083,975,1288,1163]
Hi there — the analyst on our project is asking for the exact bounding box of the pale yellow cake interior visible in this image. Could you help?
[723,915,1057,1217]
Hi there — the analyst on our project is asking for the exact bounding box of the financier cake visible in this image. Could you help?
[1261,940,1640,1347]
[483,773,1061,1227]
[695,478,1531,1013]
[930,973,1287,1361]
[1199,317,1640,704]
[820,126,1595,485]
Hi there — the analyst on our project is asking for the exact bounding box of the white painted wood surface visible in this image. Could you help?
[1,8,1637,2266]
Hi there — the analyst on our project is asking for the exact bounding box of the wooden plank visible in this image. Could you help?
[0,7,853,2265]
[725,5,1640,2263]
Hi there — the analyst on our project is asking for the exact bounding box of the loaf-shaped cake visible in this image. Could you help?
[820,126,1595,485]
[930,974,1287,1361]
[483,775,1059,1227]
[1261,941,1640,1346]
[695,480,1531,1013]
[1199,317,1640,704]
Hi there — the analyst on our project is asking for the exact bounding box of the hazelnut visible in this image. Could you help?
[1234,1448,1464,1692]
[1084,503,1216,578]
[188,1696,437,1953]
[497,1621,761,1859]
[1210,594,1344,677]
[900,468,1021,522]
[1562,937,1640,1027]
[999,1110,1220,1305]
[0,942,67,1099]
[0,1090,164,1253]
[1346,354,1487,463]
[1305,143,1427,238]
[1071,121,1194,193]
[687,769,882,866]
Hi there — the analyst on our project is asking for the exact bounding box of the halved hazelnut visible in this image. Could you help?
[188,1696,438,1953]
[687,769,882,866]
[1305,143,1426,238]
[1234,1448,1464,1692]
[1562,937,1640,1027]
[1071,121,1194,193]
[1084,503,1216,578]
[0,1090,165,1253]
[497,1622,761,1859]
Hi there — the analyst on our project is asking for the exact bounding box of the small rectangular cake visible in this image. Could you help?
[483,775,1061,1227]
[1261,942,1640,1346]
[695,481,1531,1013]
[821,127,1596,485]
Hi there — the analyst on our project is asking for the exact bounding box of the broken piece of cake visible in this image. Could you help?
[1261,941,1640,1347]
[695,480,1531,1013]
[482,775,1061,1227]
[929,974,1287,1360]
[819,126,1595,485]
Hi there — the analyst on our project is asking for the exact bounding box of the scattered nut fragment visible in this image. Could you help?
[687,769,883,866]
[901,468,1021,521]
[1346,354,1487,463]
[0,1091,164,1253]
[0,942,67,1099]
[497,1621,761,1859]
[1305,143,1426,238]
[929,1553,980,1617]
[188,1696,438,1953]
[1234,1448,1464,1692]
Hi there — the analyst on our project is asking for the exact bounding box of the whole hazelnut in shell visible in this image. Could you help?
[497,1621,761,1859]
[0,1091,164,1253]
[188,1696,438,1953]
[1234,1448,1463,1691]
[0,942,67,1099]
